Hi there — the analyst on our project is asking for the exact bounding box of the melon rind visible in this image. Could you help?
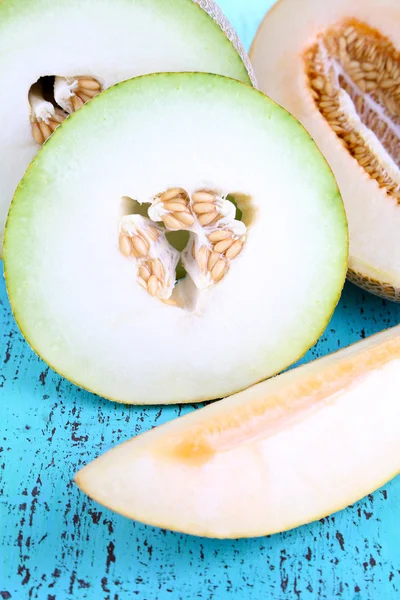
[347,268,400,302]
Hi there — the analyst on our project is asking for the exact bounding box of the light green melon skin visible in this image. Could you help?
[4,73,348,404]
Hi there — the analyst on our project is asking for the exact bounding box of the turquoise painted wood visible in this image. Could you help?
[1,1,400,598]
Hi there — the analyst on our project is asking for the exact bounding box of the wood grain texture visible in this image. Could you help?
[1,1,400,597]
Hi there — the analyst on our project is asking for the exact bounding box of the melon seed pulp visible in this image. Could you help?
[119,187,247,305]
[305,20,400,200]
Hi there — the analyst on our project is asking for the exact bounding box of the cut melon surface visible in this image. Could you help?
[0,0,254,255]
[250,0,400,301]
[4,73,347,404]
[76,325,400,538]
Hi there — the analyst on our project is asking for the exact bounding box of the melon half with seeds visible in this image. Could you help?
[4,73,347,404]
[0,0,254,255]
[76,325,400,538]
[251,0,400,301]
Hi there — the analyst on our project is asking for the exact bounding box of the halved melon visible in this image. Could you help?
[0,0,254,256]
[250,0,400,301]
[76,325,400,538]
[4,73,347,404]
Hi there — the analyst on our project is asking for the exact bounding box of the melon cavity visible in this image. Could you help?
[119,186,248,306]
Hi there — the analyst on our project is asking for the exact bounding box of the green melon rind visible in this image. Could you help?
[4,73,348,404]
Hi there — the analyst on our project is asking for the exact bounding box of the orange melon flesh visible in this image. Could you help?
[250,0,400,301]
[76,326,400,538]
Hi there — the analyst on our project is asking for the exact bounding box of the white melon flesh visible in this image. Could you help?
[250,0,400,301]
[76,325,400,538]
[0,0,254,254]
[4,73,347,404]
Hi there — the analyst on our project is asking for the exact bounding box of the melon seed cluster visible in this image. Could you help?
[29,76,102,145]
[119,214,179,301]
[29,84,68,145]
[119,187,247,301]
[304,20,400,201]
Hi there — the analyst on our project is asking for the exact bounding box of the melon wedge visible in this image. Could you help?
[250,0,400,301]
[4,73,347,405]
[76,325,400,538]
[0,0,254,256]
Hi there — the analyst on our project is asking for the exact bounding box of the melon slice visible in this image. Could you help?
[250,0,400,301]
[0,0,254,256]
[76,325,400,538]
[4,73,347,404]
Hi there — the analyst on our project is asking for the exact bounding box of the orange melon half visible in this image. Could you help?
[250,0,400,301]
[76,326,400,538]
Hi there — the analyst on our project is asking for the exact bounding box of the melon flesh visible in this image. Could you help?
[250,0,400,301]
[76,325,400,538]
[4,73,347,404]
[0,0,253,255]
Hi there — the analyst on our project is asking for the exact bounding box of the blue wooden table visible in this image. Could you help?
[1,1,400,598]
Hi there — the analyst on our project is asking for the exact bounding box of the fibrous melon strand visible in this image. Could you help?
[305,20,400,202]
